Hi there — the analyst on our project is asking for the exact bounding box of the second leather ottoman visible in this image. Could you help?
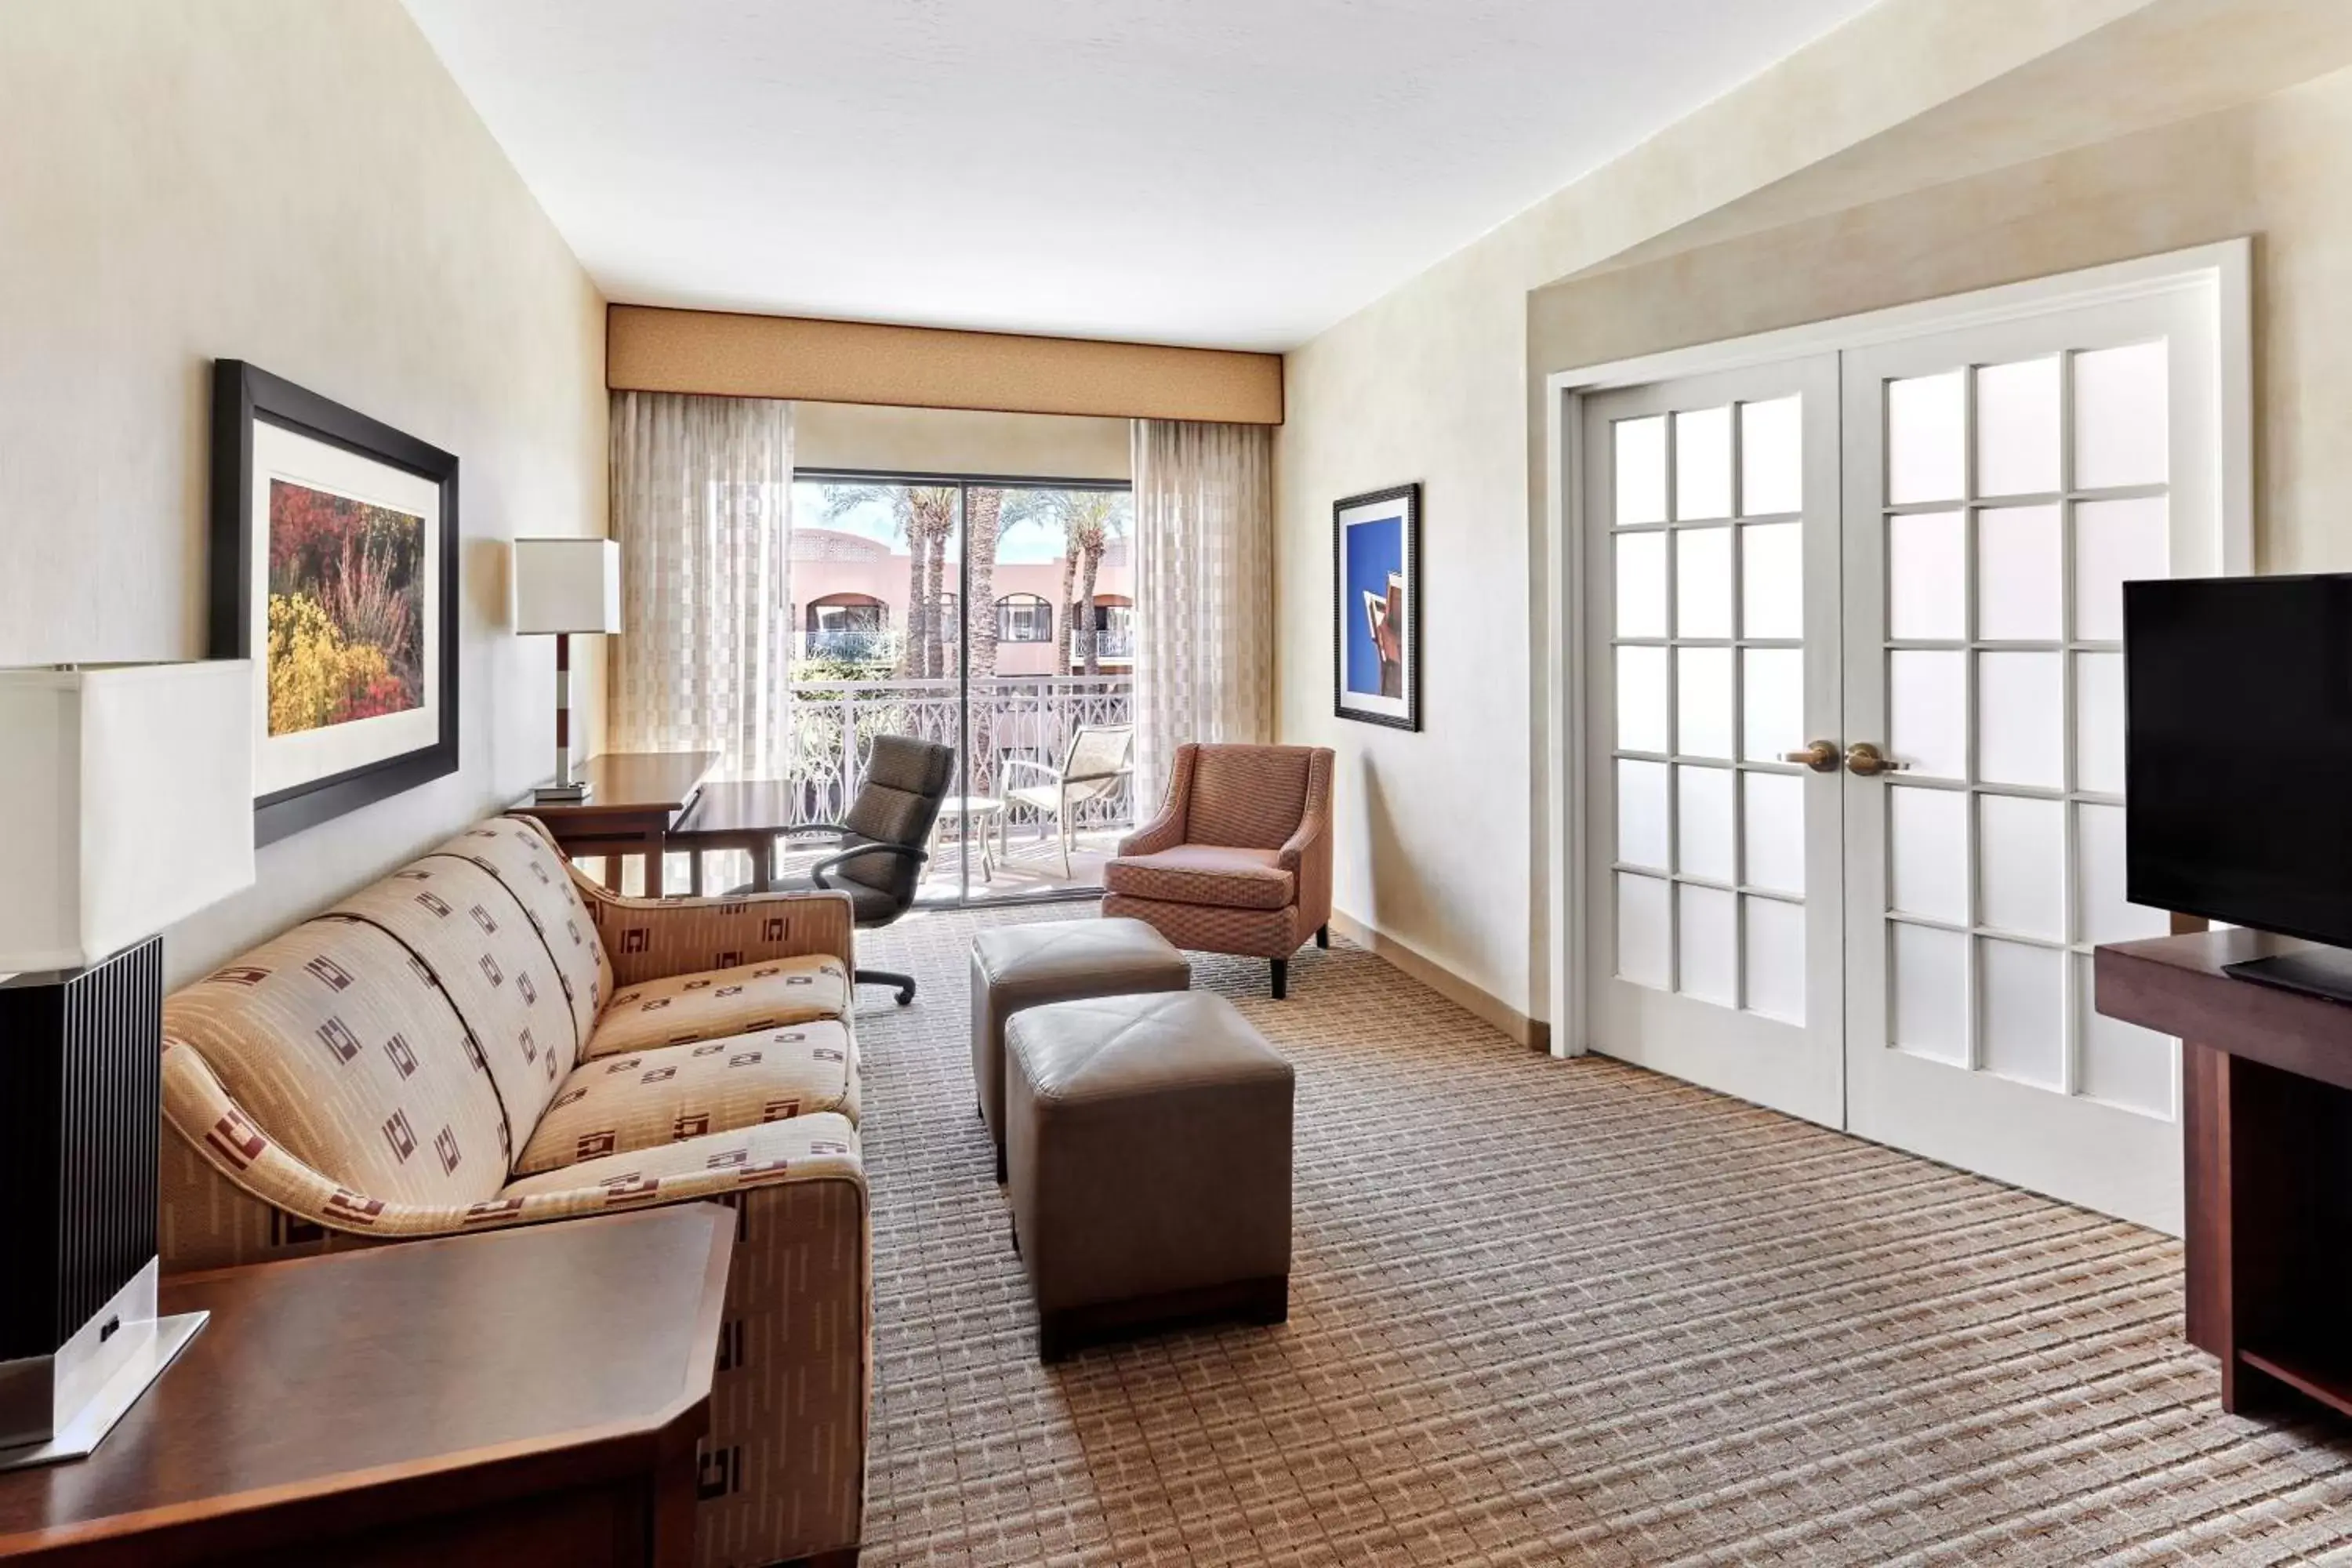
[970,916,1189,1181]
[1005,990,1293,1363]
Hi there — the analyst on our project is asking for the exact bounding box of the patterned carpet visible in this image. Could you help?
[848,902,2352,1566]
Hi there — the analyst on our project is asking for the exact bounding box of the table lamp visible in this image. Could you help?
[514,537,622,804]
[0,661,254,1469]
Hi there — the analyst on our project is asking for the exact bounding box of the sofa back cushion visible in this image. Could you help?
[426,818,612,1056]
[330,854,583,1135]
[1185,745,1313,851]
[162,917,510,1206]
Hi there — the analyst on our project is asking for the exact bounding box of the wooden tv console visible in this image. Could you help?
[2096,928,2352,1417]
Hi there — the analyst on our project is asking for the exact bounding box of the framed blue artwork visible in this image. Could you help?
[1332,482,1421,731]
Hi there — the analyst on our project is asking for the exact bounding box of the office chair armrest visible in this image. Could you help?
[809,840,929,890]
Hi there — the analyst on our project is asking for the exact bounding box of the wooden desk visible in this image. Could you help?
[0,1207,734,1566]
[670,780,803,895]
[2096,929,2352,1419]
[522,752,717,897]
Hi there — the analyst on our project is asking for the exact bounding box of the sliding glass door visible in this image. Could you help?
[787,470,1135,906]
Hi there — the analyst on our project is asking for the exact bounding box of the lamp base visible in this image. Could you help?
[533,782,592,804]
[0,1295,205,1471]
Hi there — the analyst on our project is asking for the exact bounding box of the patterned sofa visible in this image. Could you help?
[158,814,867,1568]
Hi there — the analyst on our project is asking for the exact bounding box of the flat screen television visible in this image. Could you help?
[2125,572,2352,996]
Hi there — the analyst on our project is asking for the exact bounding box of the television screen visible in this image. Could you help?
[2125,573,2352,948]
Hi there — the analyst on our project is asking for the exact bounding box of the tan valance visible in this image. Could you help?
[608,307,1283,425]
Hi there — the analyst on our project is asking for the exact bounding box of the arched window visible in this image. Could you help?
[806,593,887,654]
[995,593,1053,644]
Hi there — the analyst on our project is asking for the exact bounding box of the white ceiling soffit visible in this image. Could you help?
[404,0,1882,352]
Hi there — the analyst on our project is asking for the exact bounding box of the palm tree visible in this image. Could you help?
[999,488,1130,674]
[818,483,957,677]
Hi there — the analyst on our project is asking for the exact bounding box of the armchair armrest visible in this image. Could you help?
[998,757,1063,786]
[809,840,927,890]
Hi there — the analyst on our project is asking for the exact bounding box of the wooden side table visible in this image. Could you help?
[522,751,717,897]
[0,1206,734,1566]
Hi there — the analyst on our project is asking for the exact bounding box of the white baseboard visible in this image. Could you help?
[1325,910,1551,1053]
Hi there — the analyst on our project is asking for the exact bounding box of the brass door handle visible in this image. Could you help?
[1781,741,1839,773]
[1845,742,1907,777]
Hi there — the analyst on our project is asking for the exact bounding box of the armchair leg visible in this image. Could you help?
[857,967,918,1007]
[1316,924,1330,949]
[1271,958,1288,1000]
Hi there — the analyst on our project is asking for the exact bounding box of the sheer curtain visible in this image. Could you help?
[1130,419,1276,808]
[609,392,794,779]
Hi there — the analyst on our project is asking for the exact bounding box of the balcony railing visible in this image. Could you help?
[777,675,1135,832]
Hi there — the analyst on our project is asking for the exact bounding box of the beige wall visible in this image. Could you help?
[0,0,608,984]
[794,402,1131,481]
[1531,67,2352,576]
[1275,0,2352,1026]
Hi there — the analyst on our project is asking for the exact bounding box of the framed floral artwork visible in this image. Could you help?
[209,361,459,845]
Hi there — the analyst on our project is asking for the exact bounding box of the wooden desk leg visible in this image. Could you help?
[643,830,667,898]
[753,837,776,893]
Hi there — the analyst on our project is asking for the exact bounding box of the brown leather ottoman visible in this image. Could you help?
[1005,991,1293,1362]
[971,917,1189,1181]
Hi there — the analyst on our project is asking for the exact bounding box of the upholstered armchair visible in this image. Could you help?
[1102,742,1334,998]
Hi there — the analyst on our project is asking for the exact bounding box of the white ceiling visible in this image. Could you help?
[404,0,1879,352]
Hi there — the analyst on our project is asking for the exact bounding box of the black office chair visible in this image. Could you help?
[779,734,955,1005]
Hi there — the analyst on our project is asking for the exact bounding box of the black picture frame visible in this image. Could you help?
[1331,481,1422,732]
[209,360,460,847]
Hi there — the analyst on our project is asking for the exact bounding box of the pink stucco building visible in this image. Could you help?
[790,527,1133,677]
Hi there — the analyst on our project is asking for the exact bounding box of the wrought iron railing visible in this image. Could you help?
[777,675,1135,833]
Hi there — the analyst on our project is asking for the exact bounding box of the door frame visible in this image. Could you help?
[1542,239,2253,1060]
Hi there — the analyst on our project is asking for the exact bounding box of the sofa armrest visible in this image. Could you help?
[575,878,858,988]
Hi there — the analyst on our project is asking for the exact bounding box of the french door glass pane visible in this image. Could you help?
[1617,873,1671,989]
[1741,523,1803,637]
[1887,511,1965,639]
[1888,785,1968,924]
[1980,938,2065,1088]
[1976,505,2063,640]
[1676,765,1736,883]
[1675,406,1733,521]
[2074,495,2168,641]
[2073,341,2169,488]
[1887,370,1965,503]
[1891,922,1969,1063]
[1617,759,1671,870]
[1615,532,1668,637]
[1889,651,1966,780]
[1740,396,1804,516]
[1676,528,1733,637]
[1976,652,2063,789]
[1616,416,1669,524]
[1979,793,2066,939]
[1744,896,1806,1023]
[1742,773,1806,896]
[1675,647,1735,760]
[1974,357,2061,497]
[1677,884,1739,1006]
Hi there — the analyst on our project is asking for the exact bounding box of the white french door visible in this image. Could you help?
[1838,292,2218,1234]
[1583,358,1845,1127]
[1577,261,2234,1232]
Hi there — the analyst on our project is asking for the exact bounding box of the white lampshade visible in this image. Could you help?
[0,662,256,972]
[514,537,622,634]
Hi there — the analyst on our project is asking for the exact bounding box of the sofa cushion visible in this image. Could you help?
[499,1111,859,1204]
[589,954,851,1058]
[426,818,612,1057]
[1185,746,1312,851]
[514,1021,859,1176]
[329,857,580,1134]
[162,918,511,1204]
[1103,845,1294,911]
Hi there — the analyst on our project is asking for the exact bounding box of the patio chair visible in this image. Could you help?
[998,723,1135,879]
[776,733,956,1005]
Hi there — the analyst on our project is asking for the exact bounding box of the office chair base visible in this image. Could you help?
[858,967,917,1006]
